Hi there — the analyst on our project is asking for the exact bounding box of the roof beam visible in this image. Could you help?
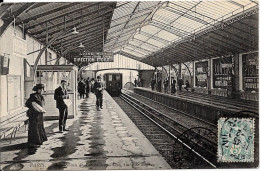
[25,2,104,30]
[36,12,112,39]
[0,3,35,36]
[29,5,112,35]
[16,3,80,25]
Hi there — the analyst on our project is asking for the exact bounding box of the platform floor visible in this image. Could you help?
[0,91,170,170]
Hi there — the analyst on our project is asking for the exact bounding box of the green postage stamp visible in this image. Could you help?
[218,118,254,162]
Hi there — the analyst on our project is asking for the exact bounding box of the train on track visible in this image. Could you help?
[104,73,122,96]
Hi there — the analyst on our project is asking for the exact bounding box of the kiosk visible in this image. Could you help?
[26,65,78,120]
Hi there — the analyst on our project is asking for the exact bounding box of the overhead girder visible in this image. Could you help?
[36,12,112,40]
[29,5,113,35]
[24,2,105,30]
[0,3,35,36]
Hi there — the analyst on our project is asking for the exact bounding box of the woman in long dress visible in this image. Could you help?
[25,83,47,147]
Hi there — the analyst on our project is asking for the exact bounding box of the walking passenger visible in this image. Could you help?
[185,80,190,91]
[25,84,47,147]
[78,79,85,99]
[85,77,90,98]
[163,78,169,93]
[171,79,177,94]
[93,76,104,109]
[54,80,70,133]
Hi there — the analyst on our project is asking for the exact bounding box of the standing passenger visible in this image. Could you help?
[178,78,184,91]
[85,77,90,98]
[25,84,47,147]
[157,79,162,92]
[134,78,138,87]
[185,80,190,91]
[171,79,177,94]
[93,76,104,109]
[163,78,169,93]
[78,79,85,99]
[54,80,69,133]
[151,78,156,90]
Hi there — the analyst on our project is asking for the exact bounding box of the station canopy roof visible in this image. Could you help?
[0,1,258,67]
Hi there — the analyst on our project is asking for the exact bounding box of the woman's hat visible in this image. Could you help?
[33,83,45,91]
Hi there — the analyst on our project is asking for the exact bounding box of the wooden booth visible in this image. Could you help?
[28,65,78,120]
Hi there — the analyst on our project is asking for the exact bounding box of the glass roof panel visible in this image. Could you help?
[146,38,165,48]
[134,33,150,41]
[105,0,258,59]
[157,30,179,41]
[141,25,161,34]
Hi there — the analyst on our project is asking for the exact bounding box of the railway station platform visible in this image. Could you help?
[0,91,171,170]
[134,87,258,124]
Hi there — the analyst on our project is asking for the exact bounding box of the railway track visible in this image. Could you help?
[113,92,218,168]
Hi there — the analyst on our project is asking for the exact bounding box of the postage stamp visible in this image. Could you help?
[218,118,254,162]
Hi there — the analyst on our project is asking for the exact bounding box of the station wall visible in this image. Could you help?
[0,25,70,118]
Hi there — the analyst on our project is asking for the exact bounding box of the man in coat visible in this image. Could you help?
[93,76,104,109]
[54,80,69,132]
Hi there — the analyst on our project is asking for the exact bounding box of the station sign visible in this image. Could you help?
[73,52,114,63]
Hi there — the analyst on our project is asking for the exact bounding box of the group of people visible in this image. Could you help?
[25,75,105,148]
[150,77,190,94]
[78,77,93,99]
[134,78,144,87]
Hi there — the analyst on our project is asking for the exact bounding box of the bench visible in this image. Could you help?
[0,109,29,143]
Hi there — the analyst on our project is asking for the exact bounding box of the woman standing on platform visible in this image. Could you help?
[25,84,47,147]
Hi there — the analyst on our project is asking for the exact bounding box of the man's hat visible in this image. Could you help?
[61,80,67,83]
[33,83,45,91]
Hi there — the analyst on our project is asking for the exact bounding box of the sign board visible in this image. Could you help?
[13,35,27,57]
[73,52,114,63]
[195,61,208,87]
[213,56,233,89]
[242,52,258,91]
